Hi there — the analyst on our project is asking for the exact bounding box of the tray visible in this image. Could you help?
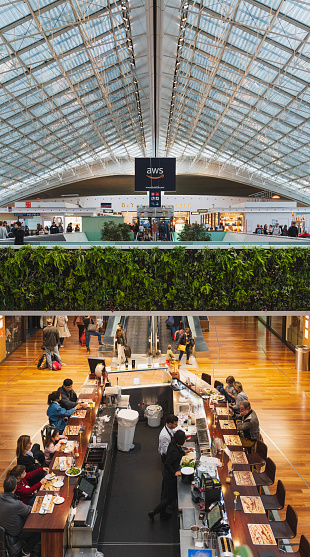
[234,471,256,486]
[223,435,242,446]
[248,524,276,545]
[241,496,265,513]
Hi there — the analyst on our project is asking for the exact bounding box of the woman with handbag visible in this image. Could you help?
[73,316,85,343]
[83,316,103,353]
[54,315,71,347]
[116,323,127,365]
[177,327,194,365]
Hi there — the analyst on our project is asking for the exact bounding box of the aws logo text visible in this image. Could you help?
[146,167,164,179]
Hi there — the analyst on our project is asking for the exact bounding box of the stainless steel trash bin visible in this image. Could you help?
[295,345,310,371]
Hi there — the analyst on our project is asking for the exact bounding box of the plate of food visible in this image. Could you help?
[45,472,56,481]
[217,395,225,401]
[52,480,64,488]
[54,496,65,505]
[65,467,82,477]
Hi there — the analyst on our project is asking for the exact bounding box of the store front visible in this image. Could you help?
[5,316,40,358]
[200,211,244,231]
[258,315,305,351]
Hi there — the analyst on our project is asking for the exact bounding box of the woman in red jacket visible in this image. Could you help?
[7,464,48,505]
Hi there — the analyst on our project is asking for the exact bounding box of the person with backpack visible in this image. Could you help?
[177,327,194,366]
[54,315,71,347]
[83,316,103,353]
[43,318,64,370]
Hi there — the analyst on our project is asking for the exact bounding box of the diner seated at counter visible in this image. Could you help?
[16,435,47,484]
[217,375,237,402]
[235,401,260,452]
[43,428,68,465]
[47,391,84,434]
[58,378,88,410]
[229,381,248,415]
[7,465,48,506]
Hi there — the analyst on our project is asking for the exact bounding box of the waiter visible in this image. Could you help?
[158,414,179,463]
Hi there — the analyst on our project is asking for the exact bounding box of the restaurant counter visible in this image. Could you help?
[172,375,282,557]
[24,375,116,557]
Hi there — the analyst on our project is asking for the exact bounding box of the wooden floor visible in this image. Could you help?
[0,316,309,545]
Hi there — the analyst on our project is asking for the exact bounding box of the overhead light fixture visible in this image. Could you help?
[61,193,79,197]
[272,194,280,199]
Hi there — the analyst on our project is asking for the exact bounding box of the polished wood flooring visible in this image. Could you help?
[0,317,309,545]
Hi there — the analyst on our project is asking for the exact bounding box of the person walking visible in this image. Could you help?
[148,429,187,521]
[288,221,298,237]
[73,316,85,343]
[83,316,102,353]
[43,317,64,370]
[115,322,127,365]
[177,327,194,365]
[50,222,59,234]
[54,315,71,347]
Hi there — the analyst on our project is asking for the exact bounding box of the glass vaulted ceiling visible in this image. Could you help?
[0,0,310,204]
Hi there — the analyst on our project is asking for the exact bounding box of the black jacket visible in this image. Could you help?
[164,441,185,479]
[0,493,31,537]
[58,385,78,410]
[13,228,24,245]
[116,330,127,346]
[288,225,298,237]
[83,317,94,330]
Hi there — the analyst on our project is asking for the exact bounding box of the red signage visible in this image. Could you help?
[26,202,31,207]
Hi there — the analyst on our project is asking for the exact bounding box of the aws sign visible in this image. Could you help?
[135,158,176,191]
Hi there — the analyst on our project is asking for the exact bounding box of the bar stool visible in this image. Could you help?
[252,457,276,494]
[214,380,223,389]
[201,373,211,386]
[247,440,268,471]
[269,504,298,547]
[293,535,310,557]
[260,479,286,518]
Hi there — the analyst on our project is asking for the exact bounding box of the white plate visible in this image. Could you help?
[52,480,64,488]
[45,473,56,480]
[54,496,65,505]
[63,448,72,454]
[65,469,82,477]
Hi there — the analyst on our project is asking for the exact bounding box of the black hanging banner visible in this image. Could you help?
[135,158,176,191]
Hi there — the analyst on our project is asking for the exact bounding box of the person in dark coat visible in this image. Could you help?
[13,221,24,245]
[58,379,88,410]
[16,435,47,485]
[148,430,186,520]
[50,222,59,234]
[288,221,299,237]
[177,327,194,365]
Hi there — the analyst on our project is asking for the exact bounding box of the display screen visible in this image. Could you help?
[207,503,222,529]
[78,477,94,499]
[135,158,176,191]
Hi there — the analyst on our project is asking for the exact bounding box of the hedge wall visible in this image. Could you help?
[0,245,309,311]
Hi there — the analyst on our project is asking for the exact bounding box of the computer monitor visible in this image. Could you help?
[207,503,223,531]
[77,477,94,499]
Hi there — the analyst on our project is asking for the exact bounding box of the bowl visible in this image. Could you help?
[65,468,81,477]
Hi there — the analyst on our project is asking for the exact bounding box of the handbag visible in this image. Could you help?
[178,344,186,352]
[124,345,131,358]
[87,324,96,332]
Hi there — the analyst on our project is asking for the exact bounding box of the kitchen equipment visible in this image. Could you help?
[190,525,199,539]
[217,536,234,557]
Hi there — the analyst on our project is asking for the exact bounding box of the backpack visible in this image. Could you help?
[165,316,174,327]
[37,353,47,369]
[52,361,62,371]
[174,329,184,341]
[57,316,66,327]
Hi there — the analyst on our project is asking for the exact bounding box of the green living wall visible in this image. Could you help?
[0,245,309,311]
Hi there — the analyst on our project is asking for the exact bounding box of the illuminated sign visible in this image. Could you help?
[135,158,176,191]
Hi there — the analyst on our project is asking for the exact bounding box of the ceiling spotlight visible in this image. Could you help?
[272,194,281,199]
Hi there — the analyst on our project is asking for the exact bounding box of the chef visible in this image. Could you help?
[158,414,179,463]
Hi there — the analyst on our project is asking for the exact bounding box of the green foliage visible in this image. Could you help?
[0,245,310,311]
[177,223,211,241]
[100,221,131,241]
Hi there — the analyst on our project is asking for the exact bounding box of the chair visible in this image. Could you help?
[247,440,268,471]
[0,525,24,557]
[294,535,310,557]
[214,380,223,389]
[252,457,276,494]
[269,504,298,547]
[260,479,286,518]
[201,373,211,386]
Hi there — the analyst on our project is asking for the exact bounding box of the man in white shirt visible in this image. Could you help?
[158,414,179,463]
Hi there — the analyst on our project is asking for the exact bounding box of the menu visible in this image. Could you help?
[223,435,242,446]
[241,496,265,514]
[248,524,276,545]
[63,425,80,436]
[219,420,236,430]
[72,410,87,418]
[32,495,56,514]
[233,471,256,486]
[53,457,74,470]
[216,407,229,415]
[230,451,248,464]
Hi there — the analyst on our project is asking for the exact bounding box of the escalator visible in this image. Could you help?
[124,316,149,355]
[159,316,175,353]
